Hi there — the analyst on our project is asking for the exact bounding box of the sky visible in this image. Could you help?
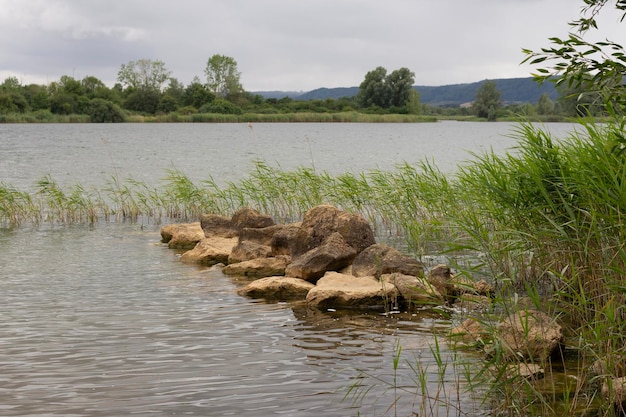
[0,0,624,92]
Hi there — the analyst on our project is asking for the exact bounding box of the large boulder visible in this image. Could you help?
[382,273,443,307]
[237,276,314,301]
[239,224,293,247]
[306,272,399,310]
[160,222,204,249]
[285,232,357,283]
[230,207,275,231]
[290,205,375,257]
[200,207,275,238]
[270,223,301,256]
[495,309,563,362]
[222,256,291,278]
[228,241,272,264]
[352,243,424,278]
[180,237,238,265]
[200,214,236,238]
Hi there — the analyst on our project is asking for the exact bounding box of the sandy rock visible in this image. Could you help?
[270,223,302,256]
[602,376,626,412]
[496,309,563,362]
[180,236,238,265]
[448,318,491,348]
[239,224,292,246]
[200,214,236,238]
[352,243,424,278]
[290,204,375,257]
[160,222,204,249]
[306,272,398,310]
[427,264,456,301]
[230,207,275,231]
[237,276,314,301]
[228,241,272,264]
[222,256,291,278]
[382,273,442,307]
[285,232,357,283]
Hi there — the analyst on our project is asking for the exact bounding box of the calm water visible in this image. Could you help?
[0,122,575,416]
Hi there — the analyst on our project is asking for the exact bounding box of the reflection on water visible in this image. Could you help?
[0,223,481,416]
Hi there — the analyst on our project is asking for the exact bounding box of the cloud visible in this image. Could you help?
[0,0,624,91]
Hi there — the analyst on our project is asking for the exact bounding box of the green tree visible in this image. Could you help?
[22,84,50,111]
[0,77,29,113]
[386,67,415,108]
[473,80,501,120]
[81,76,106,98]
[117,59,172,91]
[87,98,126,122]
[164,78,185,105]
[204,54,243,98]
[536,92,555,115]
[183,80,215,109]
[123,88,161,114]
[406,89,421,115]
[198,98,242,114]
[1,76,21,91]
[356,66,388,108]
[522,0,626,114]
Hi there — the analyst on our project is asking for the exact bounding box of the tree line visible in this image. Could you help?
[0,53,596,122]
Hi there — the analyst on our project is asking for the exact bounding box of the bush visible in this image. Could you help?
[87,98,126,123]
[198,98,242,115]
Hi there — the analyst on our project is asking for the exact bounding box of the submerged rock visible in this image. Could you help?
[496,309,563,362]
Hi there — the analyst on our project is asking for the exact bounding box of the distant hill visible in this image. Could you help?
[253,77,558,106]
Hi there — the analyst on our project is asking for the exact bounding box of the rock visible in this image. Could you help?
[239,224,291,246]
[285,232,357,283]
[602,376,626,412]
[496,309,563,362]
[200,213,236,238]
[290,204,375,257]
[451,274,494,298]
[222,256,291,278]
[448,318,491,348]
[500,363,544,381]
[352,243,424,278]
[427,264,456,301]
[200,207,275,238]
[306,272,399,310]
[237,276,314,301]
[160,222,204,249]
[230,207,275,231]
[270,223,301,256]
[382,273,443,307]
[228,240,272,264]
[180,237,238,265]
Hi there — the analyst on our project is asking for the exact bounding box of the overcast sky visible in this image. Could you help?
[0,0,623,92]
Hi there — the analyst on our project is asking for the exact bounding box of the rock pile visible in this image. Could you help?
[161,204,490,311]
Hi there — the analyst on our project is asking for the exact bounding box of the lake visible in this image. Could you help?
[0,122,576,416]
